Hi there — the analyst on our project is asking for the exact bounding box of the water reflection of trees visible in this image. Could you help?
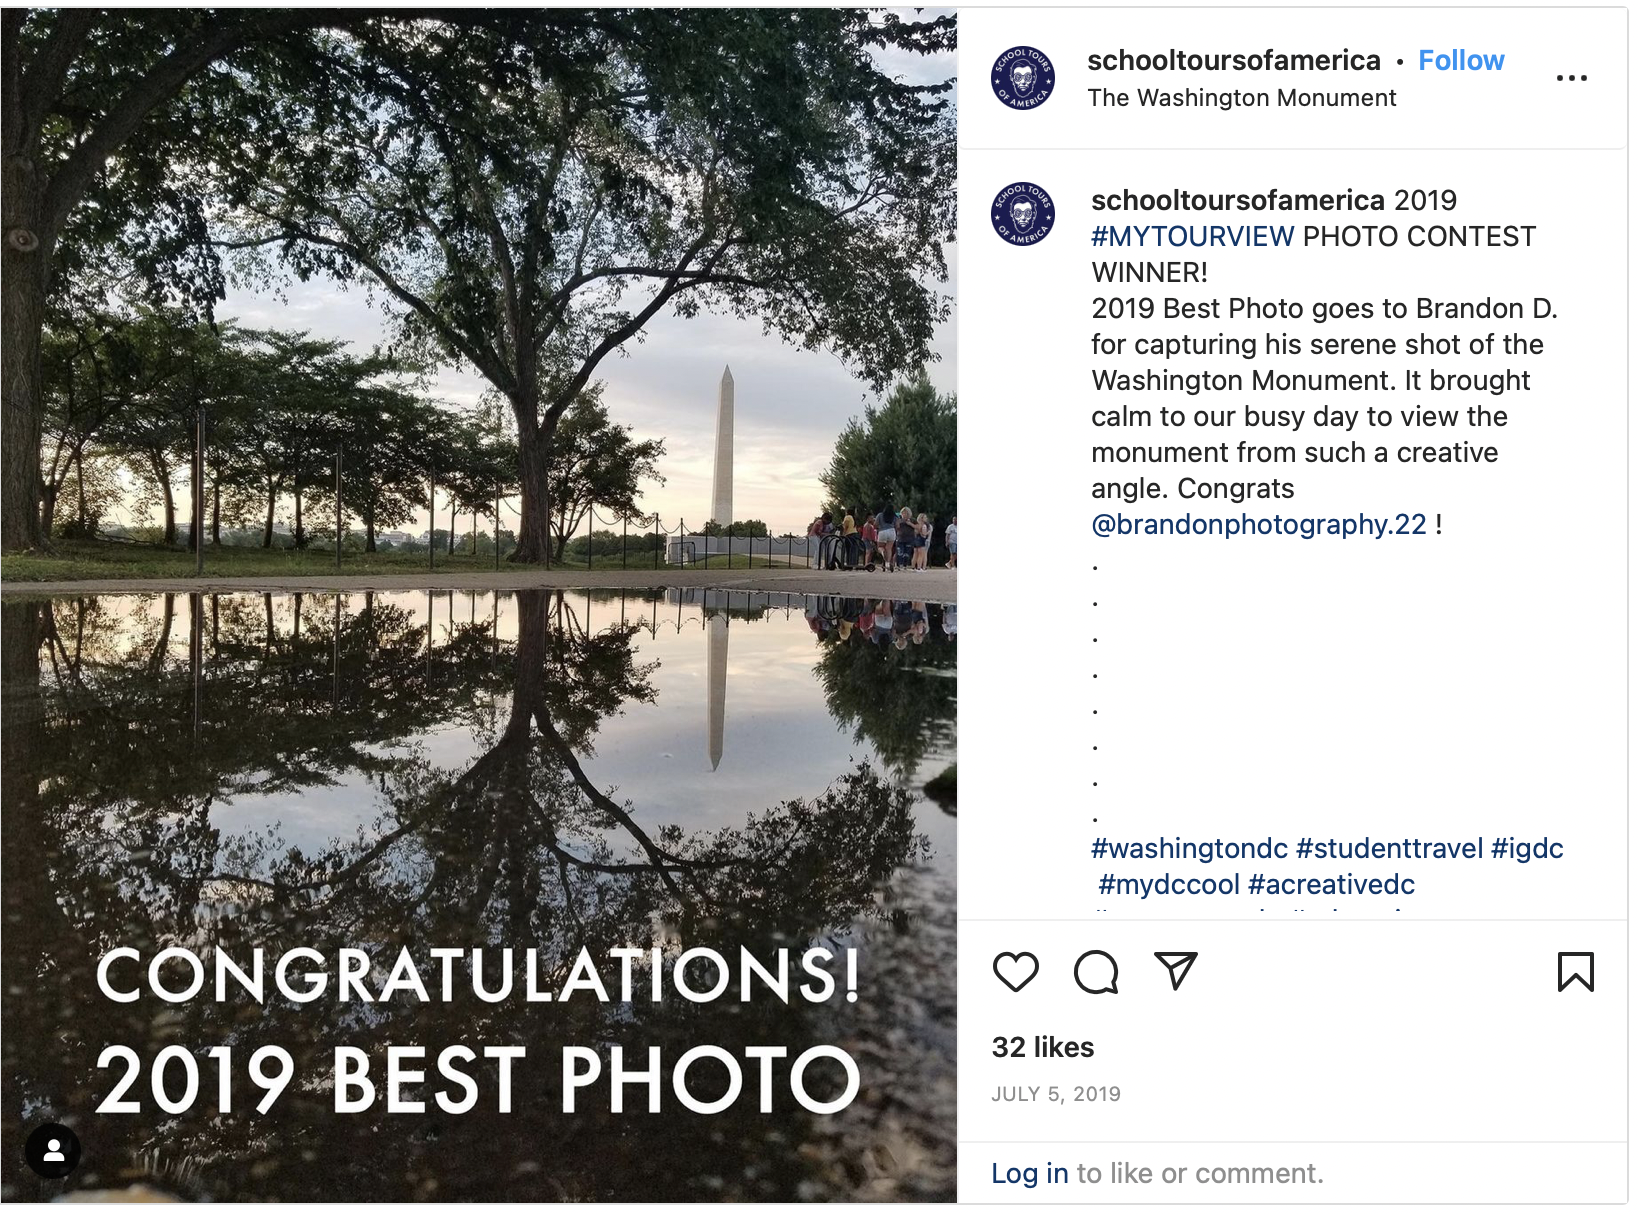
[1,591,950,1202]
[812,599,957,778]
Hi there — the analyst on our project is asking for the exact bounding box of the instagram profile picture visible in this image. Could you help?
[991,182,1056,246]
[991,46,1055,109]
[24,1123,81,1179]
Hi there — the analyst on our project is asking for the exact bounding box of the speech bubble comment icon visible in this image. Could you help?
[1074,949,1119,994]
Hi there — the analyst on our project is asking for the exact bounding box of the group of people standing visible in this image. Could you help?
[805,597,956,649]
[811,506,956,572]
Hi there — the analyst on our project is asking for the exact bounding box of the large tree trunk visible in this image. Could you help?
[149,594,176,673]
[39,482,57,540]
[74,448,87,532]
[211,478,221,544]
[364,499,376,553]
[509,413,553,565]
[152,453,176,546]
[263,487,275,548]
[293,478,304,548]
[1,174,49,553]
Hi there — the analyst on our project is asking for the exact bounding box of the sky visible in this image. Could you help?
[204,13,958,541]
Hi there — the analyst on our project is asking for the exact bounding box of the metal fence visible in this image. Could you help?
[569,505,952,572]
[122,419,950,573]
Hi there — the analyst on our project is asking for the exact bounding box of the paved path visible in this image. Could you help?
[2,567,956,598]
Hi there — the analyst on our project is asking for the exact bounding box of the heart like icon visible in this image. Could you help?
[993,951,1039,993]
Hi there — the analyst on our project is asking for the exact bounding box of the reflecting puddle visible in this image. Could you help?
[1,588,955,1202]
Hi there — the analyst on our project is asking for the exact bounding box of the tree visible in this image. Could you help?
[1,9,377,552]
[545,389,665,562]
[700,519,769,537]
[334,384,446,553]
[97,311,254,547]
[815,602,957,776]
[227,10,955,562]
[39,305,136,538]
[234,343,446,554]
[199,328,437,552]
[428,407,519,557]
[821,374,956,554]
[207,330,336,548]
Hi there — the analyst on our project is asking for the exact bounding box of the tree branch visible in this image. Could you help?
[10,9,96,159]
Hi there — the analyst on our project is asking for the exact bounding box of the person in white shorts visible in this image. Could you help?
[876,505,897,570]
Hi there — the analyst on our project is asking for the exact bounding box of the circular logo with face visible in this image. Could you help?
[991,46,1056,110]
[991,182,1057,246]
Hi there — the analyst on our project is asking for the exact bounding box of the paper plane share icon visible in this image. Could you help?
[1154,951,1198,991]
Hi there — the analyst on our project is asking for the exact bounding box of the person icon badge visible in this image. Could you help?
[24,1122,81,1179]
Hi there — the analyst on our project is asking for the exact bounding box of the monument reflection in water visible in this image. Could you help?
[0,588,955,1203]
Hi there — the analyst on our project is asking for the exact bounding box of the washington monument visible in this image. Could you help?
[706,369,732,769]
[710,366,734,524]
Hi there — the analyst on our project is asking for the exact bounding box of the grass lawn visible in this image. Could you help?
[544,552,805,571]
[680,553,807,570]
[0,539,509,582]
[0,539,817,582]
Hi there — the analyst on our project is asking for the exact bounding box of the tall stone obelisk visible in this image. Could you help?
[710,366,734,524]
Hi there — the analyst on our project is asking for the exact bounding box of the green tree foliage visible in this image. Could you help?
[546,389,665,562]
[224,329,350,549]
[166,326,436,551]
[39,304,176,538]
[8,12,955,562]
[225,10,955,561]
[440,430,517,549]
[700,519,770,537]
[820,375,957,553]
[40,303,453,551]
[814,601,957,777]
[95,311,256,547]
[2,9,385,551]
[330,383,449,552]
